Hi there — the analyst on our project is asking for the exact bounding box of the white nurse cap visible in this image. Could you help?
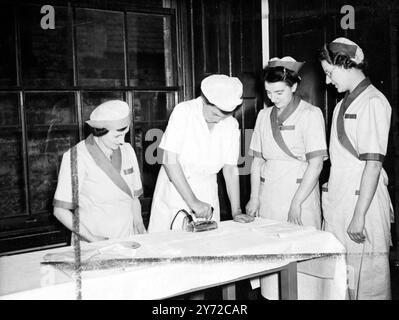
[201,74,243,112]
[268,56,305,74]
[86,100,131,130]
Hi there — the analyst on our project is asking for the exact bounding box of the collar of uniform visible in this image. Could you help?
[85,134,132,198]
[93,135,113,160]
[274,94,301,124]
[196,96,230,128]
[341,78,371,113]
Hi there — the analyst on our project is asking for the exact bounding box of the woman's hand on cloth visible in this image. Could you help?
[88,234,109,242]
[287,202,303,225]
[233,213,255,223]
[190,199,213,219]
[133,219,147,234]
[245,197,260,217]
[133,211,147,234]
[347,213,366,243]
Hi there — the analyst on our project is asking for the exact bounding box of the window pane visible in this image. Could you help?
[0,94,26,217]
[25,93,77,125]
[76,9,125,87]
[127,14,175,86]
[20,5,73,87]
[133,91,175,197]
[80,91,126,138]
[0,93,20,126]
[135,124,166,198]
[0,132,26,217]
[133,91,175,122]
[28,130,79,213]
[0,5,17,87]
[25,93,79,214]
[129,0,167,8]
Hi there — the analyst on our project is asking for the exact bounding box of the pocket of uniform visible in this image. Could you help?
[123,167,134,175]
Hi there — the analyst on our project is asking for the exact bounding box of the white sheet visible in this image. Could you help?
[0,218,346,300]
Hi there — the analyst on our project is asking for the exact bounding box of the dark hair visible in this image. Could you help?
[91,127,109,137]
[262,66,301,87]
[319,44,367,71]
[91,126,128,137]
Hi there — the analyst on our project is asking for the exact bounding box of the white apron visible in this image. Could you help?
[148,98,240,232]
[322,79,393,299]
[53,134,143,239]
[249,96,329,299]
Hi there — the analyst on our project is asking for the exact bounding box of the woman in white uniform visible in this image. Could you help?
[148,74,254,232]
[246,57,328,299]
[319,38,393,299]
[53,100,146,242]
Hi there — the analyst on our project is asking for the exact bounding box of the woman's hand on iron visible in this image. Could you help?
[287,203,303,225]
[190,199,213,219]
[347,213,366,243]
[245,197,260,217]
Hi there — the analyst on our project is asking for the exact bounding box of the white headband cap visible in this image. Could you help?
[268,56,305,73]
[330,37,364,64]
[86,100,131,130]
[201,74,243,112]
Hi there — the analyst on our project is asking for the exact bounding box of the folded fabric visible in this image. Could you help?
[43,248,100,263]
[97,243,138,259]
[43,241,140,263]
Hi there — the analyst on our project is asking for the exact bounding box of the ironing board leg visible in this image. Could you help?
[280,262,298,300]
[222,283,236,300]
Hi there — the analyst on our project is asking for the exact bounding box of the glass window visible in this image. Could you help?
[0,5,17,87]
[0,1,181,233]
[127,13,175,86]
[24,93,79,214]
[0,93,20,126]
[129,0,166,8]
[0,94,26,217]
[133,91,175,122]
[0,132,26,217]
[20,5,73,87]
[25,93,77,126]
[135,125,166,198]
[76,9,125,87]
[133,91,175,197]
[28,130,79,214]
